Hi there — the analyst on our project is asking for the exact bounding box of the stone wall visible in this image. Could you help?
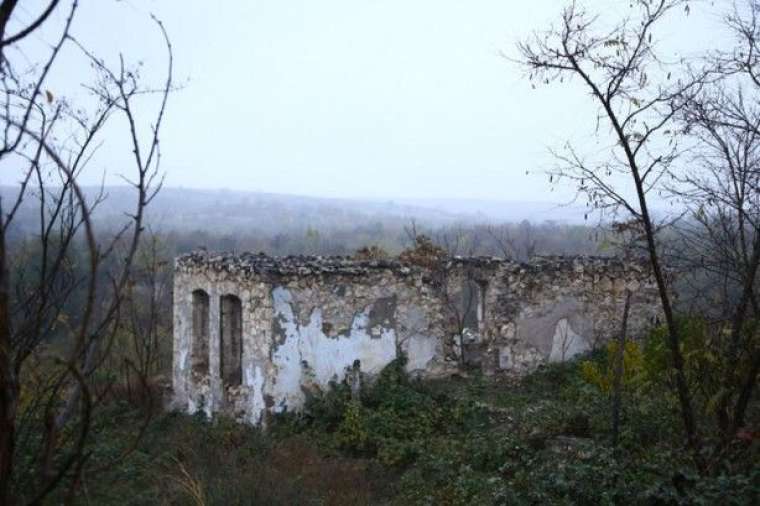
[171,252,661,425]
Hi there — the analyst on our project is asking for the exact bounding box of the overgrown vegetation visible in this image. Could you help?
[79,342,758,506]
[3,0,760,503]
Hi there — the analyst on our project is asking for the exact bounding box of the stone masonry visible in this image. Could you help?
[171,251,661,425]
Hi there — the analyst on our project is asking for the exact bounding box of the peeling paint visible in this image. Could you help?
[171,252,662,425]
[549,318,588,362]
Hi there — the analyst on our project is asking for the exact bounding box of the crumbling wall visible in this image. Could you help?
[172,252,661,425]
[466,257,660,374]
[173,265,272,424]
[265,268,451,415]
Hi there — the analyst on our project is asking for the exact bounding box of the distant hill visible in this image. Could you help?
[392,197,589,224]
[0,186,590,237]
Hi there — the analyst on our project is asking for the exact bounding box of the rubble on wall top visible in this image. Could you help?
[176,251,411,277]
[175,250,648,278]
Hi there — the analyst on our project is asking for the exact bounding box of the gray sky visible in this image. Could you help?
[6,0,726,202]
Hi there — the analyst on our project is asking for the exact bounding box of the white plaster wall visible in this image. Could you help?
[404,334,441,374]
[171,255,662,425]
[548,318,589,362]
[172,269,273,424]
[172,266,452,423]
[171,270,192,409]
[268,286,401,412]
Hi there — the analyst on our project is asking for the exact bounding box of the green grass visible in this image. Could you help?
[81,355,759,505]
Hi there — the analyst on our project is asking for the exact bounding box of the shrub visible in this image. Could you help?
[398,235,447,268]
[580,340,645,394]
[302,379,352,431]
[354,245,390,260]
[79,353,758,506]
[337,401,370,453]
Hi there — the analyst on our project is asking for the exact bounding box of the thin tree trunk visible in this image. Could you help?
[612,290,632,447]
[0,213,17,506]
[718,237,760,434]
[0,2,19,494]
[563,49,702,463]
[732,348,760,433]
[640,197,702,466]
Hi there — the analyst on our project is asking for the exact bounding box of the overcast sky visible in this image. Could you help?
[5,0,727,202]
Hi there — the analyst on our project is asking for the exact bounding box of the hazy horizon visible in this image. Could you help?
[2,1,726,204]
[0,184,594,228]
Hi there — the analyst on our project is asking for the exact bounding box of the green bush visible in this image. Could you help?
[302,378,352,430]
[78,353,758,506]
[337,400,370,453]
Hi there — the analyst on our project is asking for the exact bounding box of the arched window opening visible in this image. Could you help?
[220,294,243,386]
[191,289,210,375]
[462,279,482,331]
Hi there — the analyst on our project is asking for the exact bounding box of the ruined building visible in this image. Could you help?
[171,251,661,425]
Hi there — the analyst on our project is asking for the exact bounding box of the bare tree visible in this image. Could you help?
[442,270,482,369]
[434,225,476,258]
[486,221,538,261]
[402,218,421,247]
[121,232,173,396]
[516,0,705,462]
[670,0,760,441]
[0,1,173,503]
[398,235,481,367]
[611,289,632,448]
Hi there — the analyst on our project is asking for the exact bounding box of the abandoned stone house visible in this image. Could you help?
[171,251,661,425]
